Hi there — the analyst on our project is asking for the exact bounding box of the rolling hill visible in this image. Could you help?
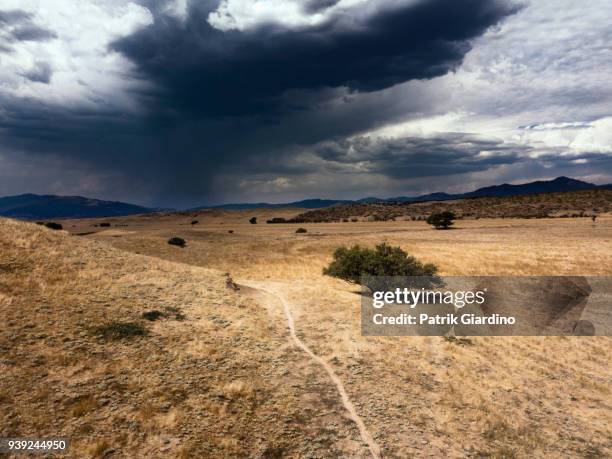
[0,217,364,457]
[0,194,154,219]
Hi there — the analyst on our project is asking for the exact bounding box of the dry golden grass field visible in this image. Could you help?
[2,210,611,458]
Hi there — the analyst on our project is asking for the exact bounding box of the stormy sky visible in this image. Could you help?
[0,0,611,207]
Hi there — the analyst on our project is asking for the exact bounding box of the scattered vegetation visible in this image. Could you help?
[92,322,147,340]
[267,217,288,224]
[43,222,63,230]
[323,243,438,285]
[191,220,199,225]
[249,217,257,224]
[427,211,456,230]
[228,230,234,233]
[99,222,111,227]
[168,237,186,247]
[295,227,307,233]
[287,189,612,222]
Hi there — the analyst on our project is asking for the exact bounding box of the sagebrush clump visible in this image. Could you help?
[168,237,186,247]
[142,310,165,321]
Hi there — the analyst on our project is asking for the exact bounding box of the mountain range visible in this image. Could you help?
[208,176,612,209]
[1,177,611,219]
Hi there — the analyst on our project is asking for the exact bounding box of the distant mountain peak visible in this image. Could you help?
[551,176,588,184]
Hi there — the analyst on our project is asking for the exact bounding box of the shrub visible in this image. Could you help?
[142,310,165,321]
[266,217,287,224]
[99,222,111,227]
[249,217,257,224]
[295,227,307,233]
[228,230,234,233]
[426,211,455,230]
[93,322,147,340]
[168,237,186,247]
[191,220,199,225]
[44,222,63,230]
[323,243,438,285]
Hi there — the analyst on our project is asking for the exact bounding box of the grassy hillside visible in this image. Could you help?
[0,218,367,458]
[288,189,612,223]
[2,216,611,458]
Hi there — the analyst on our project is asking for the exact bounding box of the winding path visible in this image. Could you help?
[246,283,381,459]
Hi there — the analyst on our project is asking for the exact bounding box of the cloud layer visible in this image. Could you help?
[0,0,611,206]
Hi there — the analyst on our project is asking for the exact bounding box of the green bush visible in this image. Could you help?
[168,237,186,247]
[44,222,63,230]
[323,243,438,285]
[426,211,455,230]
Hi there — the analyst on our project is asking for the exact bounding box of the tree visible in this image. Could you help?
[426,211,455,230]
[323,243,438,286]
[266,217,287,224]
[249,217,257,224]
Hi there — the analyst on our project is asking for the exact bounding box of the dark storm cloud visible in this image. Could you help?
[303,0,341,14]
[0,0,520,206]
[20,61,52,84]
[113,0,519,116]
[0,9,57,49]
[312,134,532,178]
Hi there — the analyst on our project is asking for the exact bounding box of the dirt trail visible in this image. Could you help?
[244,282,381,459]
